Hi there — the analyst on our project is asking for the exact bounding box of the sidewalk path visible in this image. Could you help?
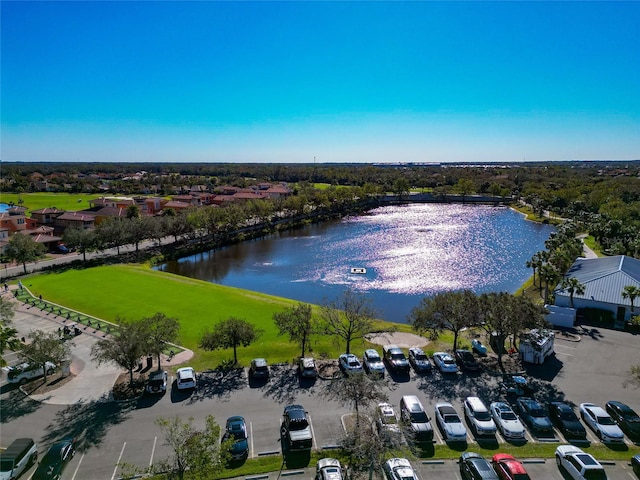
[2,286,193,405]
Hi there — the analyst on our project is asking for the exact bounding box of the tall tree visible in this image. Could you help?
[200,317,262,364]
[320,289,375,354]
[5,233,46,273]
[154,415,227,480]
[141,312,180,371]
[622,285,640,313]
[91,317,147,386]
[560,277,586,308]
[0,297,20,367]
[62,227,98,261]
[409,289,481,351]
[21,330,71,382]
[539,263,561,304]
[478,292,523,373]
[272,303,316,358]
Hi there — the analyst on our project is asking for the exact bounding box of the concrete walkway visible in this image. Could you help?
[1,287,193,405]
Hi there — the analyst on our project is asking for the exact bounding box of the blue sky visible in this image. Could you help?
[1,1,639,163]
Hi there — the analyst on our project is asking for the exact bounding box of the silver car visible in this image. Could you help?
[579,403,625,443]
[490,402,525,440]
[363,349,385,376]
[435,402,467,442]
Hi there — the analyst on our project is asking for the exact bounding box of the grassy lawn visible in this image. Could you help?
[24,265,412,371]
[0,192,105,213]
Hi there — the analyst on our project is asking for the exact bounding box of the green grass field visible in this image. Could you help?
[24,265,410,370]
[0,192,105,213]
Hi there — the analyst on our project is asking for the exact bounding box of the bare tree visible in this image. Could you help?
[322,373,388,426]
[321,289,375,354]
[272,303,316,358]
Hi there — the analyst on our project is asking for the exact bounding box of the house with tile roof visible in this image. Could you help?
[554,255,640,327]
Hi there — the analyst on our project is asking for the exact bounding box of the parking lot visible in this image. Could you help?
[2,317,640,479]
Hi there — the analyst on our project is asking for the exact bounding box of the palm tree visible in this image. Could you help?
[539,263,561,304]
[622,285,640,313]
[561,277,586,308]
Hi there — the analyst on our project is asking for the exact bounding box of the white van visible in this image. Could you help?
[0,438,38,480]
[463,396,497,436]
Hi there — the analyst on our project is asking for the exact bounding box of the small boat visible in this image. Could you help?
[350,267,367,274]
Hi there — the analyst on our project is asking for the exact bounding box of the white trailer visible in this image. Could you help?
[519,329,555,365]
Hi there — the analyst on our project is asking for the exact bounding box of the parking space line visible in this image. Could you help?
[308,414,316,450]
[70,452,85,480]
[111,442,126,480]
[250,421,254,458]
[149,436,157,467]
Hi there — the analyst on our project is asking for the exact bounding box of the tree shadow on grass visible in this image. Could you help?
[42,395,133,452]
[0,388,43,423]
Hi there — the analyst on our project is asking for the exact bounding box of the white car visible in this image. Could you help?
[176,367,197,390]
[490,402,525,440]
[376,402,403,445]
[339,353,363,374]
[363,349,385,376]
[463,396,497,436]
[383,458,420,480]
[579,403,625,443]
[432,352,458,374]
[435,402,467,442]
[5,361,56,384]
[316,458,344,480]
[555,445,607,480]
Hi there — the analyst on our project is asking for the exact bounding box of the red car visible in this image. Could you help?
[491,454,531,480]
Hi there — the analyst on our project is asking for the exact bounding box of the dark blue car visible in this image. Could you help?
[223,416,249,460]
[516,397,553,434]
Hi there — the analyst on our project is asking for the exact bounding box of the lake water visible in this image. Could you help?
[157,204,555,323]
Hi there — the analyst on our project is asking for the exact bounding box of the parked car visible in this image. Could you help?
[175,367,197,390]
[459,452,499,480]
[632,454,640,477]
[0,438,38,480]
[455,349,481,372]
[463,396,497,437]
[399,395,433,442]
[32,438,76,480]
[338,353,363,375]
[5,361,56,385]
[249,358,269,379]
[472,338,488,356]
[515,397,554,434]
[490,402,525,440]
[548,402,586,440]
[362,349,385,376]
[383,345,410,374]
[146,370,168,394]
[579,403,625,443]
[383,458,420,480]
[605,400,640,442]
[408,347,432,373]
[376,402,403,445]
[222,416,249,460]
[281,405,313,451]
[555,445,607,480]
[298,357,318,378]
[316,458,344,480]
[432,352,458,374]
[435,402,467,442]
[491,454,531,480]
